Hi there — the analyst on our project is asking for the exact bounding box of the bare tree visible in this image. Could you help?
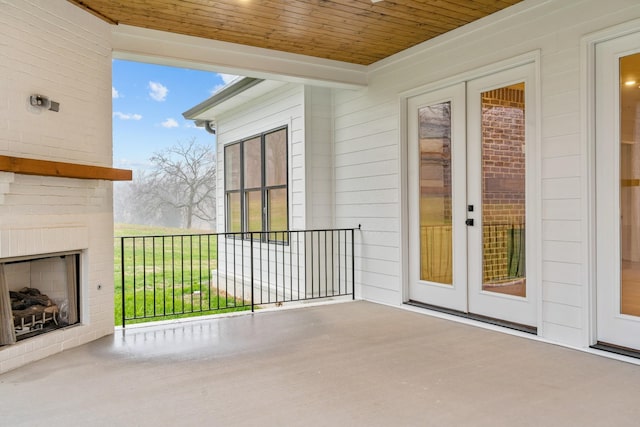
[114,170,183,227]
[147,138,217,229]
[113,138,216,229]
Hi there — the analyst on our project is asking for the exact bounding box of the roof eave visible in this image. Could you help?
[182,76,265,120]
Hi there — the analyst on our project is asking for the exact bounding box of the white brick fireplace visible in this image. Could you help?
[0,0,118,373]
[0,176,116,373]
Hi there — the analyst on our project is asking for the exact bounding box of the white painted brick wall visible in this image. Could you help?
[0,0,113,373]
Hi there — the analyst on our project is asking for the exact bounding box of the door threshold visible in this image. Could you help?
[406,300,537,335]
[591,342,640,360]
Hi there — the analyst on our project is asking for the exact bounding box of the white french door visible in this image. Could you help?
[408,83,468,312]
[596,32,640,351]
[408,63,537,328]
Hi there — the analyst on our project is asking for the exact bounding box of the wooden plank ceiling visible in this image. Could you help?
[68,0,522,65]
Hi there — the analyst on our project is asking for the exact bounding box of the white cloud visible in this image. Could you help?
[112,86,120,99]
[211,73,240,95]
[220,73,238,84]
[161,118,179,128]
[113,111,142,120]
[149,81,168,101]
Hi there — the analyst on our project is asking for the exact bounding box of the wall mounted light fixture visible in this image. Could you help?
[29,94,59,112]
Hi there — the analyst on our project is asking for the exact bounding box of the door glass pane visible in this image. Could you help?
[481,83,526,297]
[227,193,241,233]
[244,137,262,189]
[245,190,262,233]
[265,129,287,186]
[419,102,453,284]
[268,188,288,242]
[225,143,240,191]
[620,53,640,317]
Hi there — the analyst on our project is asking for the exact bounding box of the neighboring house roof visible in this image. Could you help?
[183,77,290,133]
[182,77,264,126]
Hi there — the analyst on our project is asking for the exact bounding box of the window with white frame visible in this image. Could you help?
[224,126,288,239]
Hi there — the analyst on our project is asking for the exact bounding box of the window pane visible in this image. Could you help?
[265,129,287,186]
[268,188,287,231]
[620,53,640,317]
[245,190,262,233]
[224,144,241,191]
[227,193,241,233]
[244,137,262,189]
[419,102,452,284]
[481,83,526,297]
[268,188,288,241]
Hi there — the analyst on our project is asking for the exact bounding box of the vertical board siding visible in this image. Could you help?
[333,0,640,345]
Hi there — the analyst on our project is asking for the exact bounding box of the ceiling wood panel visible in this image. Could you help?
[68,0,523,65]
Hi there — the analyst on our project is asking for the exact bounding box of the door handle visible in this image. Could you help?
[465,218,474,226]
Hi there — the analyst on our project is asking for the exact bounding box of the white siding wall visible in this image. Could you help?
[214,84,304,298]
[215,83,337,233]
[0,0,113,372]
[333,87,401,305]
[214,84,341,302]
[216,83,305,231]
[333,0,640,347]
[305,86,334,229]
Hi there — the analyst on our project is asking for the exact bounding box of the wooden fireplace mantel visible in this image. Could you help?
[0,155,132,181]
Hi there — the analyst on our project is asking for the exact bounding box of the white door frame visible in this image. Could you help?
[407,83,468,312]
[583,20,640,347]
[400,52,542,331]
[466,64,538,327]
[589,25,640,350]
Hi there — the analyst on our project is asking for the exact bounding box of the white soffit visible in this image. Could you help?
[111,25,368,89]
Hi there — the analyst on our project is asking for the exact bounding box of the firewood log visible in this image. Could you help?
[9,290,52,307]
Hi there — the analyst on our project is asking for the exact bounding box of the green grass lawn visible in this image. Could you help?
[114,223,251,326]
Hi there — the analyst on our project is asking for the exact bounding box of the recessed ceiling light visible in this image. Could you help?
[625,80,636,86]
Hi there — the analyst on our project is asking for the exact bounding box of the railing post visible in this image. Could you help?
[351,228,356,300]
[250,233,254,313]
[120,237,126,328]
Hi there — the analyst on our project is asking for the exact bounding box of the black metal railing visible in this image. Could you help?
[482,222,525,281]
[419,222,525,283]
[116,228,357,327]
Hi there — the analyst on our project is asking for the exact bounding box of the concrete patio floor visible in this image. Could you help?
[2,300,640,426]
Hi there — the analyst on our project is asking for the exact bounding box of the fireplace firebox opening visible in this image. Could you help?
[0,252,80,345]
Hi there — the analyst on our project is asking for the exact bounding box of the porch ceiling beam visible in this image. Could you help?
[111,25,369,90]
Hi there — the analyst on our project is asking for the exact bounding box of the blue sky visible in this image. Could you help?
[112,59,237,169]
